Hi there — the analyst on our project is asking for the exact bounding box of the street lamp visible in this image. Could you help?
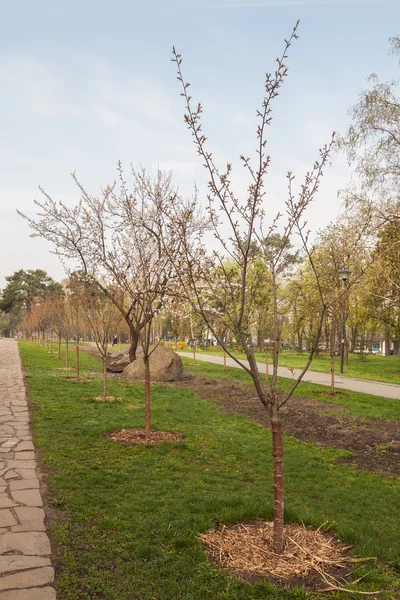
[339,268,351,374]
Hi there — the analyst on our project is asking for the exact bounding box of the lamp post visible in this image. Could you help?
[339,268,350,374]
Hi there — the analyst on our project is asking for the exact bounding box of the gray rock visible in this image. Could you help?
[123,346,184,382]
[106,346,143,373]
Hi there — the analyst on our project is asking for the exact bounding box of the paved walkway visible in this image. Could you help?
[177,352,400,400]
[0,339,55,600]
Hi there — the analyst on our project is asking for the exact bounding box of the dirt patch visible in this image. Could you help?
[102,428,185,446]
[199,521,369,593]
[174,378,400,477]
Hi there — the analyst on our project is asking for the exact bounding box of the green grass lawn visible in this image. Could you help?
[19,342,400,599]
[179,347,400,385]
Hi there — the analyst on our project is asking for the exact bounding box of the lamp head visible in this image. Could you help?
[339,268,350,282]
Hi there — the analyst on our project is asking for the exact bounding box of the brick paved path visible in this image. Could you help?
[0,339,56,600]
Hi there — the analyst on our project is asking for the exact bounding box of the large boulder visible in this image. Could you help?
[106,346,143,373]
[122,346,184,382]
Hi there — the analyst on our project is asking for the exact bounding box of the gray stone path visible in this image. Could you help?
[0,339,55,600]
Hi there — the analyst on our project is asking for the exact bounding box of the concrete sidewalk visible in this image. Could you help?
[178,352,400,400]
[0,339,56,600]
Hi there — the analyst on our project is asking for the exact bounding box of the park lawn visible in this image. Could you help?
[182,357,400,422]
[179,347,400,385]
[19,341,400,600]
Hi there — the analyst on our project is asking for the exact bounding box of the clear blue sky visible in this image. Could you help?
[1,0,399,287]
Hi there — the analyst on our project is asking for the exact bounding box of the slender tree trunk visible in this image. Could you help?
[76,342,80,381]
[271,408,284,554]
[103,357,107,399]
[265,352,269,380]
[344,337,349,365]
[223,348,226,371]
[330,354,335,394]
[65,337,69,369]
[384,328,390,356]
[49,334,53,353]
[144,355,151,438]
[58,334,61,360]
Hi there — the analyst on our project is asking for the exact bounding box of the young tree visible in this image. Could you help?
[170,25,341,553]
[50,295,68,360]
[19,166,204,436]
[72,276,122,398]
[18,168,201,362]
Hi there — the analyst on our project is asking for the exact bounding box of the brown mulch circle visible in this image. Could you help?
[173,377,400,477]
[102,428,185,446]
[199,521,376,593]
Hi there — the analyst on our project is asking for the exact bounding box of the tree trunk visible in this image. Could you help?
[103,357,107,399]
[128,325,139,362]
[330,354,335,394]
[58,335,61,360]
[65,337,69,369]
[297,331,303,352]
[75,342,80,381]
[271,411,284,554]
[393,339,400,356]
[384,328,390,356]
[265,352,269,380]
[223,349,226,371]
[144,355,151,438]
[49,334,53,354]
[350,327,357,354]
[257,328,266,352]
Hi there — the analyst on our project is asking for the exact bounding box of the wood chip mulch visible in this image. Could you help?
[102,428,185,446]
[199,522,378,593]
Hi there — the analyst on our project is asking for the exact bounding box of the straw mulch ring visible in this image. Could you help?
[103,428,185,446]
[63,378,92,383]
[199,522,377,594]
[93,396,123,401]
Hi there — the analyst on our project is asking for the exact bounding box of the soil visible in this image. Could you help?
[173,377,400,477]
[102,428,185,446]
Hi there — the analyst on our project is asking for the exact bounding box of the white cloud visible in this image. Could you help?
[152,160,201,179]
[0,55,81,117]
[98,78,176,124]
[303,119,335,148]
[231,112,254,127]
